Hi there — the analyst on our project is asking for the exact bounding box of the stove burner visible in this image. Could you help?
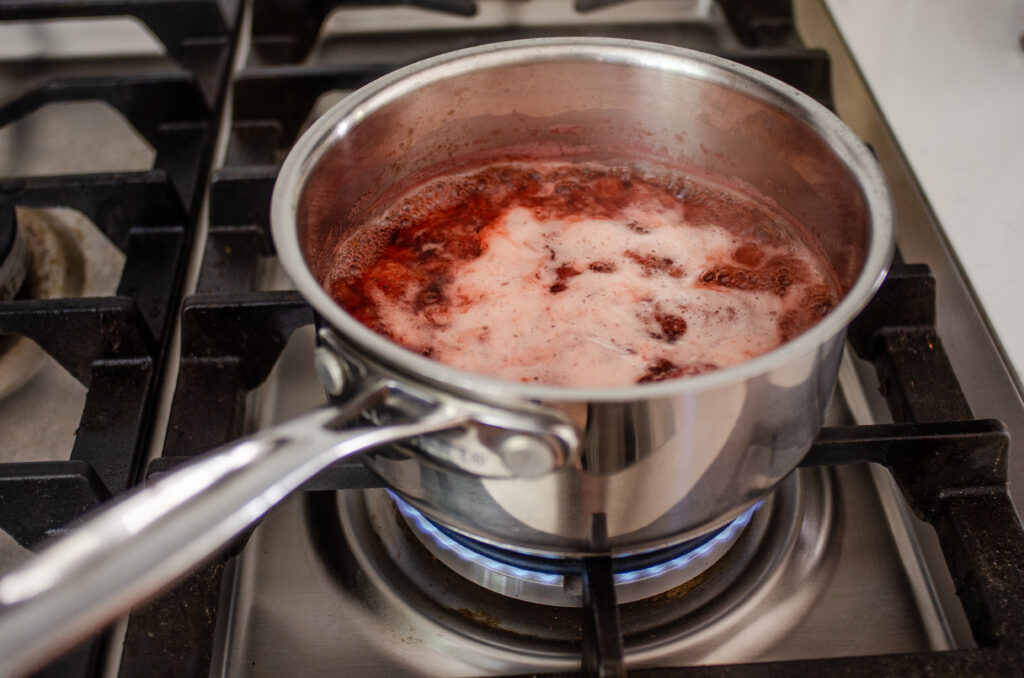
[311,470,834,666]
[389,490,760,606]
[0,207,125,398]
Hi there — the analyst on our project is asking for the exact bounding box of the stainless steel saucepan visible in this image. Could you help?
[0,38,892,675]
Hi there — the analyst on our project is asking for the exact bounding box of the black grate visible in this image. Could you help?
[0,2,241,676]
[0,0,241,106]
[223,49,831,169]
[251,0,478,64]
[1,1,1021,677]
[120,3,1024,676]
[248,0,803,65]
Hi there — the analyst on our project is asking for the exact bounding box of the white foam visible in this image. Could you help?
[368,202,821,387]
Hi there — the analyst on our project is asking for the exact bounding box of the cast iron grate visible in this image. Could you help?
[0,4,240,677]
[0,0,241,106]
[0,41,232,543]
[154,250,1024,678]
[0,179,196,678]
[118,3,1024,676]
[8,1,1022,676]
[556,259,1024,677]
[250,0,800,64]
[222,49,830,168]
[0,73,214,211]
[0,174,192,529]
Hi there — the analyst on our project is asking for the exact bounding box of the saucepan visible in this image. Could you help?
[0,38,892,675]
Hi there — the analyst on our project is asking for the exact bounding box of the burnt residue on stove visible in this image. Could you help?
[118,562,226,675]
[639,567,713,604]
[453,607,516,633]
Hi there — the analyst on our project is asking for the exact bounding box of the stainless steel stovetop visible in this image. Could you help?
[2,1,1022,676]
[222,337,946,675]
[211,2,983,674]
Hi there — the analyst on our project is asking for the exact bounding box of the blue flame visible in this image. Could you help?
[390,491,563,585]
[612,503,759,583]
[389,491,761,587]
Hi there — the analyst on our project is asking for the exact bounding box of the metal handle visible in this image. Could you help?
[0,378,469,677]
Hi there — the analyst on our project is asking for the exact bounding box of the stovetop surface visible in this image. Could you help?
[1,1,1023,677]
[219,321,941,676]
[212,2,952,673]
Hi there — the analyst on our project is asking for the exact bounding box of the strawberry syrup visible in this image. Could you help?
[328,161,838,387]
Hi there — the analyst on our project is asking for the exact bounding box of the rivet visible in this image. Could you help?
[314,347,347,396]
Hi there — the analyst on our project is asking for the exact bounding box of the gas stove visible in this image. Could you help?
[1,2,1023,677]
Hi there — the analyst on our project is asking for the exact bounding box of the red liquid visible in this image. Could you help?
[328,161,838,387]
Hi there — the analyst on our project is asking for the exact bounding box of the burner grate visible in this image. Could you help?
[0,75,215,210]
[159,218,1024,678]
[250,0,803,65]
[222,50,831,168]
[130,3,1024,674]
[527,414,1023,677]
[551,260,1024,676]
[0,4,240,676]
[0,0,241,106]
[4,2,1023,677]
[252,0,478,64]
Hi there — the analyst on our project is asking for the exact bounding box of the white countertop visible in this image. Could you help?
[826,0,1024,384]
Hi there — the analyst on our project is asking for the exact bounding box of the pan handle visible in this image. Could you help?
[0,376,537,677]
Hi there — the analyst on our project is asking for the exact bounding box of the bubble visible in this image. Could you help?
[732,243,764,266]
[328,158,839,387]
[654,311,687,342]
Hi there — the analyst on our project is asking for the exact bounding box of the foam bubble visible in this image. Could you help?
[329,161,838,387]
